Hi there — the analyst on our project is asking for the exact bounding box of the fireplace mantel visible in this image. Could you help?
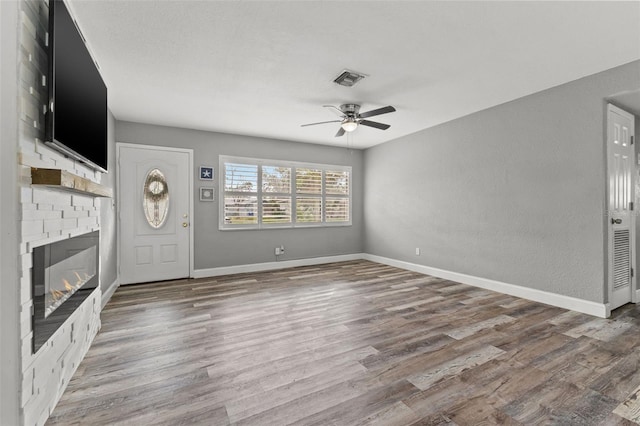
[31,168,113,198]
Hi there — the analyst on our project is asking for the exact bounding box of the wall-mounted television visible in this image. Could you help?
[45,0,108,173]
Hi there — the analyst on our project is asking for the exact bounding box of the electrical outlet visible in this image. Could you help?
[275,247,281,255]
[415,248,420,255]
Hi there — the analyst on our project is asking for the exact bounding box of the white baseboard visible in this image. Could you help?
[185,252,610,318]
[101,278,120,309]
[192,253,365,278]
[363,254,609,318]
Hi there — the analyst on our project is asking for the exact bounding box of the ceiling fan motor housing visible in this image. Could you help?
[340,104,361,117]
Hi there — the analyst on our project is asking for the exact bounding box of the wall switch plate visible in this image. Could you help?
[415,248,420,255]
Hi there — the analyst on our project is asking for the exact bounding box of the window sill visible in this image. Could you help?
[219,223,352,231]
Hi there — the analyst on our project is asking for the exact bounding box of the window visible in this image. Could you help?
[220,156,351,230]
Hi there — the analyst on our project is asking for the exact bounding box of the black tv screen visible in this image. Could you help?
[45,0,108,173]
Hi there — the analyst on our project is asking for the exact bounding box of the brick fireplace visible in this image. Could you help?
[31,231,100,353]
[16,1,105,424]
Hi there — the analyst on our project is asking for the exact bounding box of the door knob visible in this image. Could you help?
[612,218,622,225]
[182,222,189,227]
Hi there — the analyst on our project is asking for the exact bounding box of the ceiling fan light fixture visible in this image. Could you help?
[341,119,358,132]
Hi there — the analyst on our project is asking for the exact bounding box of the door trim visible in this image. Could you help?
[606,103,636,309]
[116,142,195,281]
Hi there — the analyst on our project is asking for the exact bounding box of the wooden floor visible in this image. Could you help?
[47,260,640,425]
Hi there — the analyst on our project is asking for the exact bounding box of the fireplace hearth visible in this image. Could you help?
[32,231,99,352]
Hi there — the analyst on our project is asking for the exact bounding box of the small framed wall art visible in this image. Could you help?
[200,187,215,202]
[199,166,214,181]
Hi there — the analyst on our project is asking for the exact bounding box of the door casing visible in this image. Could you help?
[606,103,637,314]
[116,142,194,283]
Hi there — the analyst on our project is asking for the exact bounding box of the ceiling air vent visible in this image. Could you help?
[333,70,367,87]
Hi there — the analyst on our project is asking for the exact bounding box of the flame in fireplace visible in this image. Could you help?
[50,289,64,301]
[63,278,74,291]
[46,271,94,311]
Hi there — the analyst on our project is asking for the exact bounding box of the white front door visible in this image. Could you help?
[118,144,192,285]
[607,104,636,310]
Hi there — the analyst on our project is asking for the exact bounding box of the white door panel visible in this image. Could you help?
[118,145,192,285]
[607,104,635,310]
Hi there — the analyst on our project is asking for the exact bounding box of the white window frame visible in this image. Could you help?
[219,155,352,230]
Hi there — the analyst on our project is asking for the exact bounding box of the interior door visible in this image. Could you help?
[118,144,192,285]
[607,104,636,310]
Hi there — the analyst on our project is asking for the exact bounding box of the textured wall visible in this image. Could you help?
[364,61,640,304]
[1,1,21,424]
[16,1,104,424]
[115,121,364,270]
[100,111,118,296]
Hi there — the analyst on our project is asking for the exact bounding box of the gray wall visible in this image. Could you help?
[100,110,118,291]
[364,60,640,303]
[0,1,21,423]
[115,122,364,269]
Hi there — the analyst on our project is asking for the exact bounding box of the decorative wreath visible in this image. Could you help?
[144,169,169,202]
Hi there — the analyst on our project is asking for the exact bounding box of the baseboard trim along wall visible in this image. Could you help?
[192,252,609,317]
[192,253,366,278]
[101,278,120,310]
[363,254,609,318]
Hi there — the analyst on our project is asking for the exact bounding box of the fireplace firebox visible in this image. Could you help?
[32,231,99,352]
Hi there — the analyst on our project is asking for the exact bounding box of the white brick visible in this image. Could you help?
[33,189,71,207]
[21,186,33,203]
[20,252,32,270]
[61,208,88,219]
[19,151,55,169]
[21,367,34,407]
[25,233,69,253]
[71,195,93,208]
[43,219,64,233]
[18,173,31,186]
[19,163,32,175]
[19,232,48,245]
[52,156,74,171]
[21,209,61,220]
[21,334,34,370]
[47,230,62,239]
[20,302,33,339]
[20,137,37,156]
[61,218,77,230]
[77,216,97,228]
[20,275,31,304]
[21,220,43,236]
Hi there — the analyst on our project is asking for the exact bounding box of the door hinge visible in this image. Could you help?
[631,202,634,211]
[631,135,635,145]
[631,268,634,278]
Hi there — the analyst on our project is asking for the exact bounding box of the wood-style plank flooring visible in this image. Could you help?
[47,260,640,425]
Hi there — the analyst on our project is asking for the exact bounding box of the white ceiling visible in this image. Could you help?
[68,1,640,149]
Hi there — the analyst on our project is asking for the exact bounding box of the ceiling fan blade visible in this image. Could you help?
[301,120,342,127]
[359,119,390,130]
[358,105,396,119]
[323,105,346,117]
[335,127,346,137]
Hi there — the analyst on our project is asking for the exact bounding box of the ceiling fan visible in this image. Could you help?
[301,104,396,137]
